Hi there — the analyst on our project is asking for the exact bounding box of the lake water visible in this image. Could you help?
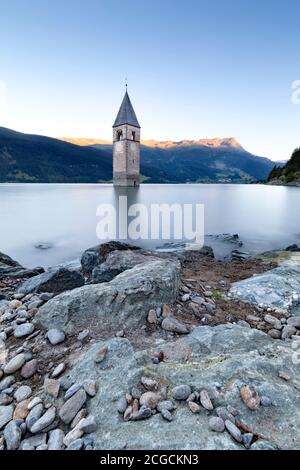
[0,183,299,269]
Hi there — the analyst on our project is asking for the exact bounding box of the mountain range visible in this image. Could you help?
[0,126,279,183]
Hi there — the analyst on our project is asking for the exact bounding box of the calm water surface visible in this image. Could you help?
[0,183,299,268]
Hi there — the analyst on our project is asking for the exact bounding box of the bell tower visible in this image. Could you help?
[113,88,140,186]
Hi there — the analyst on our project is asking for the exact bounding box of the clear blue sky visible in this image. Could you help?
[1,0,300,160]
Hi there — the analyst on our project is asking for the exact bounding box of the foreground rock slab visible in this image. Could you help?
[63,324,300,450]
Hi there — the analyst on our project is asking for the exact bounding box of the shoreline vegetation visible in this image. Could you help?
[1,238,300,450]
[267,148,300,186]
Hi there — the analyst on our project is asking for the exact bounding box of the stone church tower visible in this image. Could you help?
[113,89,140,186]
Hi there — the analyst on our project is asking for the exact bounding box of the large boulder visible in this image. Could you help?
[35,258,180,334]
[229,262,300,310]
[0,252,43,280]
[81,241,140,276]
[92,250,158,284]
[65,324,300,450]
[17,267,84,295]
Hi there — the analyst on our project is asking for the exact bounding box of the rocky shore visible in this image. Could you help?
[0,240,300,450]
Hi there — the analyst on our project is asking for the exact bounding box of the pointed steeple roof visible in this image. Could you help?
[113,90,140,128]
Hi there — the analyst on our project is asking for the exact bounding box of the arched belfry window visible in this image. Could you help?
[132,131,136,141]
[117,130,123,141]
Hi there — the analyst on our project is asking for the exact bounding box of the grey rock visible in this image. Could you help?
[160,409,173,422]
[4,420,22,450]
[66,438,83,450]
[59,326,300,450]
[260,396,272,407]
[250,440,277,450]
[28,397,42,410]
[172,385,191,400]
[30,406,56,433]
[287,316,300,329]
[162,317,189,334]
[131,406,152,421]
[4,354,26,374]
[48,428,65,450]
[157,400,176,413]
[268,329,281,339]
[21,359,38,378]
[26,403,44,431]
[59,389,87,424]
[200,390,214,410]
[0,376,15,392]
[81,241,140,275]
[51,362,66,378]
[17,267,84,295]
[139,392,160,409]
[225,420,243,443]
[14,323,34,338]
[20,433,47,449]
[281,325,297,340]
[209,417,225,432]
[78,415,97,433]
[64,383,82,400]
[83,380,97,397]
[230,263,300,310]
[0,251,43,280]
[47,328,65,345]
[242,433,254,449]
[36,258,180,334]
[117,397,128,414]
[0,404,14,429]
[14,385,32,402]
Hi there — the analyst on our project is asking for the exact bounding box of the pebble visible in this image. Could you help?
[0,404,14,429]
[172,385,191,401]
[51,362,66,378]
[14,385,32,402]
[147,309,157,324]
[44,378,60,398]
[27,300,43,310]
[200,390,214,410]
[181,294,190,302]
[14,323,34,338]
[63,427,83,447]
[48,428,65,450]
[66,438,83,450]
[116,330,124,337]
[188,401,201,414]
[157,400,176,413]
[278,370,291,381]
[9,299,22,310]
[287,316,300,329]
[161,409,173,422]
[26,403,44,431]
[260,396,272,407]
[224,419,243,442]
[60,376,74,391]
[240,385,260,410]
[250,440,277,450]
[237,320,251,328]
[78,329,90,341]
[21,359,38,379]
[94,345,108,363]
[28,397,42,410]
[65,383,82,400]
[4,353,26,374]
[161,317,189,334]
[70,409,87,429]
[77,415,97,433]
[83,380,97,397]
[117,396,128,414]
[268,329,282,339]
[242,433,254,449]
[39,293,54,302]
[59,389,87,424]
[209,416,225,432]
[47,328,66,346]
[4,420,22,450]
[139,392,160,409]
[13,399,30,420]
[141,376,158,391]
[216,407,235,424]
[30,406,56,433]
[0,376,15,392]
[281,325,297,340]
[0,394,12,406]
